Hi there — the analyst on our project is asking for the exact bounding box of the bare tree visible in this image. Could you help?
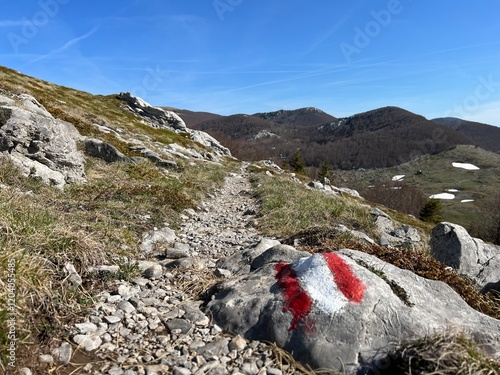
[470,191,500,245]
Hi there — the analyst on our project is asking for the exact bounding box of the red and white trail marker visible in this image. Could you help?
[275,252,366,330]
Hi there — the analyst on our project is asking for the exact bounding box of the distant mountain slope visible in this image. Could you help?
[192,106,486,169]
[336,144,500,229]
[161,107,222,127]
[253,107,336,126]
[432,117,500,152]
[193,114,276,139]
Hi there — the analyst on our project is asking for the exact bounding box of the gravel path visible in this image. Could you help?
[54,164,299,375]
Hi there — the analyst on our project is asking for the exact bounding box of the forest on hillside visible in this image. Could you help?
[190,107,490,170]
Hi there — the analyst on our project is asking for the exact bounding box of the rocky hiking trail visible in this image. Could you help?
[59,164,296,375]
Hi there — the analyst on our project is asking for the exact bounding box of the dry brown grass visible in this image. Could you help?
[284,227,500,320]
[175,267,224,300]
[265,341,316,374]
[381,332,500,374]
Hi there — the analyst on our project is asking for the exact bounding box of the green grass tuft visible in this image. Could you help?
[250,170,375,237]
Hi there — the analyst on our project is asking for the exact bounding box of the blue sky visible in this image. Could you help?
[1,1,500,125]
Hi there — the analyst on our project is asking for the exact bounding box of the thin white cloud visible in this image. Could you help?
[458,101,500,126]
[25,26,100,65]
[0,19,28,27]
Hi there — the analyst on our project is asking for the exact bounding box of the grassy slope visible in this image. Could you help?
[0,66,196,155]
[333,145,500,228]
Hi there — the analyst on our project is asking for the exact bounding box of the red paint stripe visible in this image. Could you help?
[322,253,365,303]
[275,262,312,330]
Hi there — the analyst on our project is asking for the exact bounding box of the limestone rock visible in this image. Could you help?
[140,227,177,253]
[335,224,376,245]
[0,92,85,188]
[118,92,231,158]
[431,222,500,287]
[333,186,361,198]
[207,246,500,372]
[217,238,282,274]
[143,264,163,279]
[88,265,120,275]
[371,208,422,248]
[189,130,231,157]
[73,334,102,352]
[64,262,82,287]
[52,341,72,365]
[165,243,190,259]
[118,92,187,132]
[140,148,178,169]
[84,138,130,163]
[307,181,324,190]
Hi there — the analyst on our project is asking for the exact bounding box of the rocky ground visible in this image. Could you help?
[31,164,302,375]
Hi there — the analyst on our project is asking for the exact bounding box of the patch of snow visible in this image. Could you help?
[461,199,474,203]
[430,193,455,200]
[452,162,480,170]
[446,189,460,192]
[392,175,405,181]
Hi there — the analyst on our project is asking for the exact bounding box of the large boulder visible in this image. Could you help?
[430,222,500,288]
[189,130,231,157]
[0,92,85,188]
[207,245,500,373]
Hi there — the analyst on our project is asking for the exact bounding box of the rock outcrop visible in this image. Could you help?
[431,222,500,289]
[118,92,231,158]
[84,138,131,163]
[208,245,500,373]
[0,91,85,188]
[371,207,422,248]
[118,92,187,132]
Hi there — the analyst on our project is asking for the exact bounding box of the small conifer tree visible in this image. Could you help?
[318,160,330,181]
[419,199,443,223]
[289,151,305,174]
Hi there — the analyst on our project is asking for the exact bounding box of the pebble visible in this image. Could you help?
[52,341,72,365]
[73,334,102,351]
[38,354,54,363]
[75,322,98,334]
[229,335,247,352]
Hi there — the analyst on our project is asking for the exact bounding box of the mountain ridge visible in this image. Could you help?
[187,105,499,170]
[156,93,500,166]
